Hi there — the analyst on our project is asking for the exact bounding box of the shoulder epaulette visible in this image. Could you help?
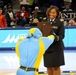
[60,19,64,22]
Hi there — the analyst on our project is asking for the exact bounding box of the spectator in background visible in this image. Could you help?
[68,19,76,26]
[64,0,72,6]
[3,5,7,14]
[0,8,7,28]
[63,4,73,11]
[19,0,29,11]
[29,6,41,23]
[16,6,29,26]
[32,6,41,18]
[19,0,34,14]
[5,6,16,27]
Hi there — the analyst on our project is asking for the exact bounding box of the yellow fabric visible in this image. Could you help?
[70,73,74,75]
[34,39,45,75]
[48,35,54,39]
[34,71,38,75]
[16,35,44,75]
[15,38,25,58]
[15,38,26,74]
[29,28,36,34]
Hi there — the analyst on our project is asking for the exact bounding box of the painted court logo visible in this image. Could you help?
[2,34,27,43]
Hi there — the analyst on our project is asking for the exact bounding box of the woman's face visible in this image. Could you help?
[49,9,57,20]
[0,9,2,14]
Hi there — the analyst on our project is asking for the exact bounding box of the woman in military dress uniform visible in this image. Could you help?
[43,6,65,75]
